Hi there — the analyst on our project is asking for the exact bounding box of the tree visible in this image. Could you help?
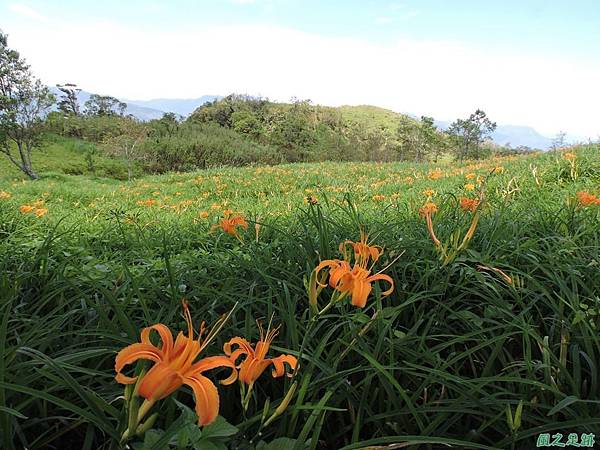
[56,83,81,115]
[419,116,439,162]
[269,99,316,161]
[396,116,440,162]
[84,94,127,116]
[447,109,496,160]
[0,31,55,180]
[102,119,148,181]
[230,110,261,138]
[550,131,567,151]
[149,112,180,138]
[397,117,420,161]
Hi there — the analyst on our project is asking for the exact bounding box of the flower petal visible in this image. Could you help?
[314,260,342,287]
[186,356,237,385]
[115,343,163,384]
[329,265,350,289]
[232,217,248,229]
[184,374,220,426]
[223,337,254,358]
[270,354,297,378]
[138,362,183,401]
[350,279,372,308]
[141,324,174,358]
[239,358,271,385]
[369,246,382,262]
[367,273,395,297]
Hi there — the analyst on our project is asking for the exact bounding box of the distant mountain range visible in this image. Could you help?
[433,119,553,150]
[49,87,220,121]
[50,87,558,149]
[124,96,222,117]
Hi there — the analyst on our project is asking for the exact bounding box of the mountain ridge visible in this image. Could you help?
[433,119,553,150]
[50,87,555,149]
[123,95,222,117]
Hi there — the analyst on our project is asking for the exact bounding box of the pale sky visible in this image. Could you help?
[1,0,599,138]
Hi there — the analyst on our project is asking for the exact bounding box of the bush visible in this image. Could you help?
[46,112,131,142]
[141,122,283,172]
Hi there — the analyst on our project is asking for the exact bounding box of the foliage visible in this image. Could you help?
[101,119,149,181]
[189,96,457,163]
[84,94,127,117]
[447,109,497,161]
[42,98,521,174]
[46,113,134,142]
[0,145,599,449]
[140,122,283,172]
[0,31,55,180]
[56,83,81,116]
[397,115,447,162]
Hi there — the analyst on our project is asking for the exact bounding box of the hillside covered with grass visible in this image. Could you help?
[18,95,518,184]
[1,144,600,449]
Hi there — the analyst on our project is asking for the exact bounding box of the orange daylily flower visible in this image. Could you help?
[428,169,443,180]
[224,322,297,387]
[339,231,383,267]
[314,259,394,308]
[419,201,438,217]
[136,199,156,207]
[459,197,479,212]
[576,191,600,207]
[0,190,11,200]
[214,214,248,239]
[419,202,440,246]
[304,195,318,205]
[563,152,577,160]
[464,183,475,191]
[19,204,34,214]
[115,302,236,426]
[34,208,48,218]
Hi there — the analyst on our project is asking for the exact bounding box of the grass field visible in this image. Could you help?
[1,142,600,449]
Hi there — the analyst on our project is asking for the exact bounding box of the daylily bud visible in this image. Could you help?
[308,270,319,310]
[132,368,147,398]
[260,397,271,425]
[263,381,297,427]
[136,412,159,436]
[124,383,133,403]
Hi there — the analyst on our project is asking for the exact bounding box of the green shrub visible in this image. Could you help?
[46,112,131,142]
[141,122,282,172]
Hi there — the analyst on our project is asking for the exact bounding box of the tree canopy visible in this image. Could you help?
[0,31,55,179]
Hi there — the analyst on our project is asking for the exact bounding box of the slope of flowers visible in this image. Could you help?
[0,146,599,449]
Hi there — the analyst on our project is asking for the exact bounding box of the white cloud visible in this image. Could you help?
[375,17,393,24]
[389,2,405,11]
[3,21,599,138]
[398,10,418,20]
[7,3,49,22]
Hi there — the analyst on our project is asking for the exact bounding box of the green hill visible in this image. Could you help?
[2,98,521,182]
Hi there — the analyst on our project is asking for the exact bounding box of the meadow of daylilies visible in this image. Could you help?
[1,145,600,449]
